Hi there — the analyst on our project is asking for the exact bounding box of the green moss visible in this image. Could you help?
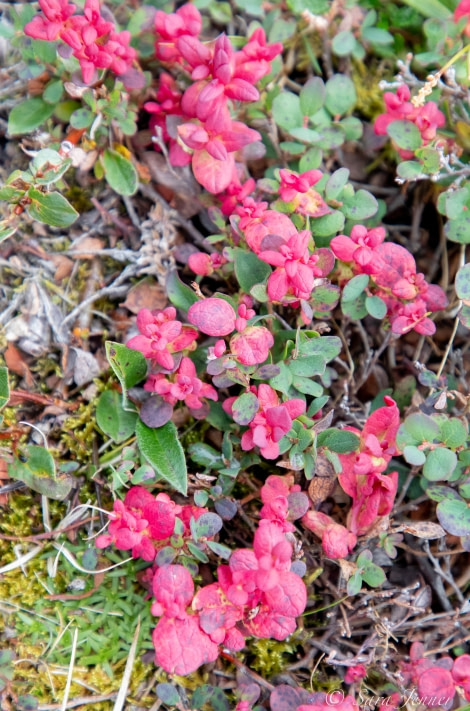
[352,59,389,120]
[249,637,296,676]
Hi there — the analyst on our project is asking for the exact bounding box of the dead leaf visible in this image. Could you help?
[66,347,101,387]
[50,254,74,282]
[398,521,446,539]
[3,343,34,388]
[339,559,356,580]
[142,151,202,218]
[70,236,105,259]
[121,277,167,314]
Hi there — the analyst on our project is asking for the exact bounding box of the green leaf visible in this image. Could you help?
[339,116,363,141]
[299,77,326,116]
[397,161,425,181]
[342,292,367,319]
[324,74,356,116]
[342,274,369,301]
[43,80,64,105]
[234,249,272,292]
[272,91,303,131]
[423,447,458,481]
[332,30,357,56]
[317,428,360,453]
[191,512,223,540]
[232,391,259,425]
[437,497,470,536]
[341,189,378,221]
[102,148,138,196]
[310,210,345,237]
[70,108,94,129]
[189,443,222,469]
[8,445,73,501]
[289,354,326,377]
[299,147,322,171]
[439,417,468,449]
[166,270,198,311]
[415,147,441,173]
[403,445,426,466]
[298,335,342,361]
[206,540,232,559]
[269,361,293,395]
[8,97,55,135]
[347,571,362,595]
[0,366,9,410]
[325,168,349,201]
[105,341,147,404]
[136,420,187,495]
[446,214,470,244]
[402,412,440,444]
[456,263,470,302]
[157,683,181,706]
[361,26,394,45]
[361,561,386,587]
[292,376,323,397]
[399,0,451,19]
[96,390,138,443]
[365,295,387,319]
[387,120,422,152]
[26,188,79,228]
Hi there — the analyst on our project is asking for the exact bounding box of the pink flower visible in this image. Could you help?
[231,384,306,460]
[331,225,386,272]
[278,169,323,202]
[374,85,445,158]
[229,326,274,366]
[236,202,298,253]
[337,397,400,535]
[344,665,367,684]
[452,655,470,700]
[127,307,198,370]
[259,231,333,302]
[455,0,470,35]
[302,510,357,558]
[24,0,76,41]
[145,356,218,413]
[390,300,436,336]
[154,3,202,63]
[188,251,227,276]
[177,105,261,193]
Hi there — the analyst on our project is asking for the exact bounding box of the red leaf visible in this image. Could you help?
[153,615,219,675]
[192,149,235,193]
[188,297,236,336]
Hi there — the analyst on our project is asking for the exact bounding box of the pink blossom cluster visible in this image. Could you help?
[229,190,334,321]
[187,296,274,367]
[95,485,207,561]
[149,518,306,674]
[24,0,137,84]
[302,509,357,559]
[192,518,306,660]
[144,356,217,419]
[337,396,400,536]
[126,306,221,418]
[400,643,470,707]
[455,0,470,35]
[223,384,306,460]
[331,225,448,336]
[145,3,282,193]
[259,474,309,531]
[374,85,445,159]
[97,479,307,676]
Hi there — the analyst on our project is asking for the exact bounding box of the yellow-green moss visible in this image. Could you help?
[352,60,388,120]
[249,637,296,676]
